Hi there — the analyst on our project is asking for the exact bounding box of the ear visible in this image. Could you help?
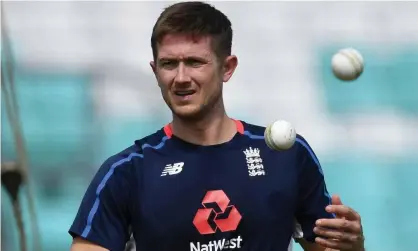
[150,61,157,74]
[150,61,162,88]
[222,55,238,82]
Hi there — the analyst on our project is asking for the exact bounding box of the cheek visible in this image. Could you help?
[156,72,173,90]
[195,67,220,87]
[203,71,222,93]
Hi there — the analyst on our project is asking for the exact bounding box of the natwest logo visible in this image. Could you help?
[190,236,243,251]
[193,190,242,235]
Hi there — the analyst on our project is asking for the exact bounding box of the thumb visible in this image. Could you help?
[332,194,343,205]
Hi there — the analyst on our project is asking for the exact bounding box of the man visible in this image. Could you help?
[69,2,365,251]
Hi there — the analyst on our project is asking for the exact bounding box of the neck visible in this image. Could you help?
[171,103,237,146]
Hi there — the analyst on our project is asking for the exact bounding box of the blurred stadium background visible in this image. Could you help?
[1,1,418,251]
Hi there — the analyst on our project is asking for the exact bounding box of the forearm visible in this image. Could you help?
[300,239,365,251]
[299,239,327,251]
[326,249,365,251]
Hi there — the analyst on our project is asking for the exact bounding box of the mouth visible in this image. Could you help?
[174,90,196,97]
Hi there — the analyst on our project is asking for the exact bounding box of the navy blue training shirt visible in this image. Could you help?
[69,120,335,251]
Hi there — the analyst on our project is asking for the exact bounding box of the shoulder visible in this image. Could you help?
[241,120,315,153]
[134,126,169,153]
[295,134,312,148]
[294,134,318,159]
[101,127,167,171]
[240,121,266,138]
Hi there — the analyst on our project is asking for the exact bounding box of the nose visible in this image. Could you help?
[174,63,191,84]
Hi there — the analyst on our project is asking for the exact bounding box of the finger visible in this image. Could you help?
[316,219,362,233]
[331,194,343,205]
[326,205,360,221]
[315,237,352,250]
[330,195,345,219]
[314,227,361,243]
[326,205,346,219]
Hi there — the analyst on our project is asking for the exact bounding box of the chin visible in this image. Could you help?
[171,104,205,120]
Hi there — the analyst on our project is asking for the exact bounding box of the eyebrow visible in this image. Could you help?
[158,56,209,62]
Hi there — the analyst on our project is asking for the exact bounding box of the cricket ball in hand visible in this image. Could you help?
[331,48,364,81]
[264,120,297,151]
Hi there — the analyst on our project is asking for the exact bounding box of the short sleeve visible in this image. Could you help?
[69,156,134,250]
[294,136,335,243]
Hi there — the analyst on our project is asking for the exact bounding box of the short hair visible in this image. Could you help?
[151,1,233,60]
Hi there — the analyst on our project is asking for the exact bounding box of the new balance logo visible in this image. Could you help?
[161,162,184,176]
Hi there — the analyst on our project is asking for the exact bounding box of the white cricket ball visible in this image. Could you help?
[264,120,297,151]
[331,48,364,81]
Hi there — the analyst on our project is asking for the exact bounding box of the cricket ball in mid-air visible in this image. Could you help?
[331,48,364,81]
[264,120,296,151]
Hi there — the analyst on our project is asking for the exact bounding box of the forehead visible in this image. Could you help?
[157,34,214,59]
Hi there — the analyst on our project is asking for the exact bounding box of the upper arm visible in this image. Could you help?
[69,155,137,251]
[294,136,335,243]
[71,237,109,251]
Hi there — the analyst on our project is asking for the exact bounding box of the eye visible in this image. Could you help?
[185,58,204,67]
[159,60,178,69]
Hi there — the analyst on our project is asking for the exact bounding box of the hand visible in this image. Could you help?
[313,195,365,251]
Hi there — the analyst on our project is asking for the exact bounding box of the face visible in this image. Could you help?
[150,34,238,120]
